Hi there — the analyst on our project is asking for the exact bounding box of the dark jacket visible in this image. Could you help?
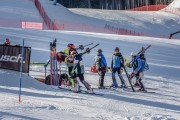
[132,56,143,72]
[95,53,107,70]
[72,54,84,74]
[111,52,124,68]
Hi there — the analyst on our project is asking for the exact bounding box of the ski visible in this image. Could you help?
[76,90,104,96]
[129,44,151,64]
[93,86,155,94]
[51,86,104,96]
[122,88,156,93]
[49,39,59,85]
[81,43,100,55]
[127,86,158,90]
[136,91,156,93]
[76,43,93,51]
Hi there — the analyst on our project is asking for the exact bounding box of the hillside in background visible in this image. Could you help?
[57,0,174,10]
[0,0,180,119]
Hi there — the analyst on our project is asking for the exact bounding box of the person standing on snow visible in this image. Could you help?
[70,50,93,93]
[94,49,108,89]
[55,51,76,89]
[4,38,11,46]
[129,52,146,91]
[110,47,126,88]
[64,44,77,76]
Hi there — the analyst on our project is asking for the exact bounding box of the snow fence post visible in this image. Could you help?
[19,40,25,104]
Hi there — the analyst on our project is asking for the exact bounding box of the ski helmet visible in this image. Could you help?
[68,44,75,50]
[71,50,77,56]
[97,49,102,53]
[5,38,10,45]
[115,47,119,51]
[131,52,134,56]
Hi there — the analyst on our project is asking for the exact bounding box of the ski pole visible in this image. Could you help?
[19,40,25,103]
[123,65,135,92]
[50,42,53,85]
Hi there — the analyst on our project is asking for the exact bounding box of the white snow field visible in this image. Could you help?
[37,0,180,38]
[0,0,180,120]
[0,0,45,28]
[0,0,42,21]
[0,27,180,120]
[69,1,180,38]
[168,0,180,9]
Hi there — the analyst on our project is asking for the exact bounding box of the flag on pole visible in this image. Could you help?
[19,40,25,103]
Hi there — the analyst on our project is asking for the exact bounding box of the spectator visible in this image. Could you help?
[4,38,11,46]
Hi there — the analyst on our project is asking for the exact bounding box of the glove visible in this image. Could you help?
[120,68,124,73]
[106,67,109,72]
[126,62,130,67]
[64,57,68,65]
[79,45,84,50]
[133,70,138,75]
[86,48,91,54]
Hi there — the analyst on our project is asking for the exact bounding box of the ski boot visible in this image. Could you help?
[138,88,147,92]
[73,82,81,93]
[110,83,118,88]
[120,83,127,88]
[87,86,93,93]
[98,86,105,89]
[133,81,140,87]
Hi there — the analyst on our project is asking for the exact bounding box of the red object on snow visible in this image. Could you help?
[91,64,98,73]
[128,4,167,11]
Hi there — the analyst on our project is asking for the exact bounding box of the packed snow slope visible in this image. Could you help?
[168,0,180,9]
[0,69,92,120]
[0,27,180,119]
[39,0,180,38]
[0,0,43,21]
[0,27,180,79]
[0,0,180,119]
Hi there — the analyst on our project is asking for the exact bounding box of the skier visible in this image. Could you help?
[131,47,149,87]
[110,47,126,88]
[94,49,108,89]
[70,50,93,92]
[4,38,11,46]
[64,44,76,76]
[55,52,75,88]
[129,52,146,91]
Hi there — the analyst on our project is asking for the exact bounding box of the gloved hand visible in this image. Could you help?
[120,68,124,73]
[133,70,138,75]
[79,45,84,50]
[110,68,112,72]
[86,48,91,54]
[126,62,130,67]
[106,67,109,72]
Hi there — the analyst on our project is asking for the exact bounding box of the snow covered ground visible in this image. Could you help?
[0,27,180,120]
[0,0,180,120]
[168,0,180,9]
[38,0,180,38]
[69,9,180,38]
[0,0,42,21]
[0,0,46,29]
